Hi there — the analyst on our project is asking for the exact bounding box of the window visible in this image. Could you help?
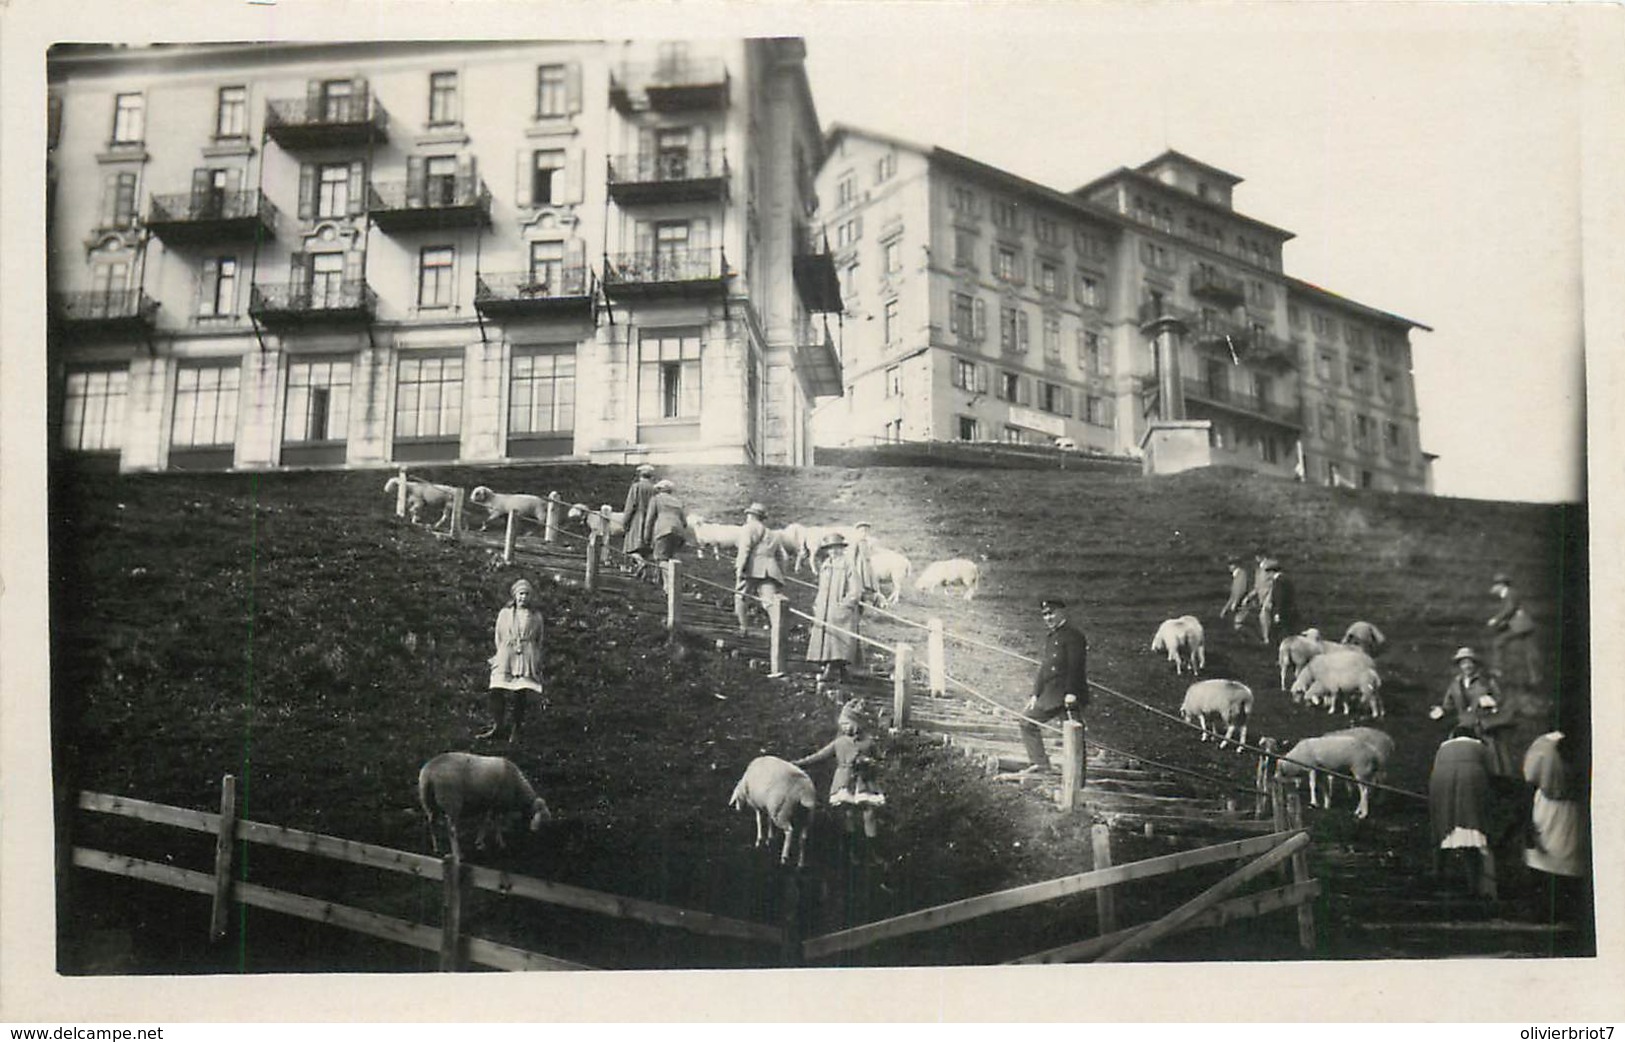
[529,240,564,290]
[875,151,896,183]
[1080,330,1106,376]
[1004,426,1024,444]
[309,252,346,308]
[951,186,977,214]
[882,237,902,276]
[836,217,862,248]
[994,245,1019,282]
[111,93,144,144]
[1036,218,1060,245]
[171,364,240,448]
[510,347,577,434]
[957,416,979,441]
[395,354,464,438]
[836,173,856,207]
[1254,374,1274,404]
[996,371,1024,404]
[1354,413,1373,447]
[882,299,899,344]
[1288,305,1304,329]
[1320,405,1340,443]
[1312,313,1336,339]
[1316,351,1336,383]
[536,64,570,117]
[90,261,128,302]
[885,365,902,398]
[1381,370,1400,403]
[428,71,458,124]
[103,171,139,228]
[1043,315,1061,362]
[1039,262,1059,296]
[531,149,565,206]
[655,127,692,178]
[951,358,979,391]
[198,256,238,318]
[320,80,355,122]
[317,162,350,218]
[841,263,859,299]
[1384,421,1403,451]
[992,199,1020,229]
[651,220,691,275]
[639,331,702,420]
[1261,435,1279,464]
[949,292,985,341]
[1041,381,1070,416]
[953,228,977,268]
[1075,227,1106,260]
[284,358,352,443]
[425,155,458,207]
[1348,360,1370,393]
[418,246,455,307]
[1360,470,1374,489]
[1139,241,1174,271]
[884,419,903,443]
[215,86,246,137]
[1076,274,1101,308]
[62,368,128,452]
[1084,394,1114,428]
[999,307,1028,353]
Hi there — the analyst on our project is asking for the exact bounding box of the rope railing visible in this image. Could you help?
[782,603,899,655]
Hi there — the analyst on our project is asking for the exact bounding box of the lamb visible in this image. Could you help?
[418,752,552,862]
[384,476,458,529]
[1276,628,1326,690]
[868,547,913,607]
[1290,647,1383,718]
[1274,727,1394,819]
[1340,620,1387,657]
[1178,679,1253,751]
[1150,615,1206,675]
[469,486,551,532]
[913,558,981,601]
[728,756,816,868]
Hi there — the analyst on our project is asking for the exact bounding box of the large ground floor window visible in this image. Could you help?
[172,363,240,447]
[638,330,701,421]
[284,357,352,443]
[395,354,463,439]
[62,367,128,453]
[510,346,576,434]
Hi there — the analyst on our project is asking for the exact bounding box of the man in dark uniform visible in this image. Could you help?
[1018,596,1090,776]
[1487,572,1540,687]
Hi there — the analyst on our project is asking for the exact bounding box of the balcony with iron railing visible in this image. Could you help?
[794,318,843,398]
[606,150,730,206]
[249,280,376,327]
[602,247,728,300]
[51,289,161,337]
[1189,266,1247,306]
[147,189,279,246]
[609,58,731,114]
[792,223,843,314]
[264,89,389,149]
[474,268,593,320]
[1182,377,1303,429]
[368,176,492,233]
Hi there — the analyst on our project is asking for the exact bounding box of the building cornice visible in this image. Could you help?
[1073,166,1296,243]
[1284,276,1432,333]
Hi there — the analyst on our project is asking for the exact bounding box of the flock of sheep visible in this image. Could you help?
[1149,610,1396,820]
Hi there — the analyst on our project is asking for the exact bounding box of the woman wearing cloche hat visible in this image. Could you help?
[1431,646,1515,778]
[806,530,863,683]
[478,577,545,742]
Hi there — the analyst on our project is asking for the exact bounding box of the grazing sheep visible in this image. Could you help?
[384,476,458,529]
[728,756,816,867]
[914,558,981,601]
[1290,647,1383,718]
[1340,620,1387,657]
[1276,628,1326,690]
[470,486,550,532]
[687,512,748,560]
[567,503,628,542]
[1316,726,1397,803]
[1151,615,1206,675]
[1275,727,1394,820]
[1179,679,1253,751]
[869,547,913,607]
[418,752,552,861]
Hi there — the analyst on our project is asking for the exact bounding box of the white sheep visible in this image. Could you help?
[470,486,550,532]
[1275,727,1393,819]
[1179,678,1253,751]
[384,476,458,529]
[687,512,748,560]
[728,756,816,867]
[1314,726,1396,805]
[1276,628,1326,690]
[1340,620,1387,657]
[567,502,628,542]
[1290,647,1383,718]
[1150,615,1206,675]
[418,752,552,861]
[869,547,913,607]
[913,558,981,601]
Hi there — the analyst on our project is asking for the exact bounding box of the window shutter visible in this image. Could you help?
[638,126,655,163]
[99,172,120,227]
[562,149,584,204]
[198,257,219,316]
[1103,397,1117,427]
[405,155,426,208]
[305,79,322,117]
[298,164,315,220]
[190,167,213,209]
[458,154,477,198]
[289,251,311,289]
[692,124,709,169]
[565,62,583,114]
[1100,339,1112,375]
[343,249,365,287]
[690,216,710,251]
[515,150,533,208]
[347,159,367,216]
[1018,312,1030,351]
[634,221,654,259]
[353,78,370,118]
[114,173,137,226]
[973,298,986,341]
[566,238,587,286]
[224,167,243,197]
[975,364,989,394]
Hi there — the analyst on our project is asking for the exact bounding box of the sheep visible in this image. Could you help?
[687,512,748,560]
[469,486,550,532]
[1290,647,1383,718]
[418,752,552,862]
[913,558,981,601]
[1315,726,1397,804]
[1179,679,1253,751]
[728,756,816,868]
[869,547,913,607]
[1276,628,1326,690]
[1340,620,1387,657]
[384,476,458,529]
[1150,615,1206,675]
[567,503,628,542]
[1274,727,1394,819]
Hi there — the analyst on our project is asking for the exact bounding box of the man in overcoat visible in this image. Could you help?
[734,502,785,635]
[1219,557,1253,633]
[622,463,657,578]
[1017,596,1090,777]
[1487,572,1540,687]
[648,478,688,586]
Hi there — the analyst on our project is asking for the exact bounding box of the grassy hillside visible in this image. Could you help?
[48,460,1587,968]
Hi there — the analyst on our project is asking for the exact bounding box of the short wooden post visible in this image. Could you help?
[395,467,409,518]
[665,560,682,631]
[209,773,238,942]
[767,594,786,677]
[781,871,804,967]
[892,643,913,729]
[503,510,518,564]
[1254,753,1272,820]
[1270,778,1292,883]
[585,532,600,591]
[1091,822,1118,935]
[927,618,947,696]
[450,487,465,541]
[1285,789,1317,952]
[439,851,463,971]
[544,493,561,544]
[1059,720,1085,811]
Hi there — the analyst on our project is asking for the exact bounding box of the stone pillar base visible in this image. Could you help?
[1139,420,1214,476]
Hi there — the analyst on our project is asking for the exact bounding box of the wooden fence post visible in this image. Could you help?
[767,594,786,677]
[1059,720,1085,812]
[209,773,238,942]
[439,851,463,971]
[544,493,562,544]
[892,643,913,729]
[781,871,804,967]
[585,532,600,591]
[1270,778,1292,883]
[665,560,682,632]
[503,510,518,565]
[1285,788,1317,952]
[395,467,408,518]
[927,618,946,696]
[1091,822,1118,935]
[450,487,465,541]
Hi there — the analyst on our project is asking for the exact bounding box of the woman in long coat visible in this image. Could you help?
[1429,726,1498,899]
[1434,646,1517,778]
[479,577,544,742]
[806,532,863,681]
